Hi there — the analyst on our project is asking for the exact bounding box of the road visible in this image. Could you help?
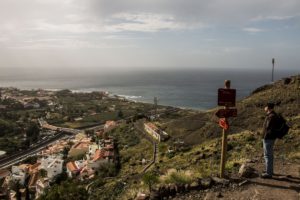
[0,132,67,169]
[0,107,179,170]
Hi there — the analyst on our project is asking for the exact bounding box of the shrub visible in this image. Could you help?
[165,170,192,185]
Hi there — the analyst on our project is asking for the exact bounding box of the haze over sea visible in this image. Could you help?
[0,68,298,110]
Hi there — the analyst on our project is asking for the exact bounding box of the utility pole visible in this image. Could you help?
[272,58,275,82]
[297,75,300,109]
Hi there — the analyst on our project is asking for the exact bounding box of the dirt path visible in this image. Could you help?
[207,160,300,200]
[172,159,300,200]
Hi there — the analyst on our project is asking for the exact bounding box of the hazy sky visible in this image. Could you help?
[0,0,300,71]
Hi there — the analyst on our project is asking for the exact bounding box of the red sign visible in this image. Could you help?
[219,118,229,130]
[215,108,237,118]
[218,89,236,107]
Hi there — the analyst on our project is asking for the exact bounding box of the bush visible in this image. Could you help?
[165,170,192,185]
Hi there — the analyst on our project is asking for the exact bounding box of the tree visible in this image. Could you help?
[26,123,40,144]
[39,169,48,178]
[38,181,88,200]
[117,110,124,119]
[142,171,159,192]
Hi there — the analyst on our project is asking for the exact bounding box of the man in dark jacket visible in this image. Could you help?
[261,102,278,178]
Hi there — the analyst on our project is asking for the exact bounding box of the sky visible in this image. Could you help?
[0,0,300,72]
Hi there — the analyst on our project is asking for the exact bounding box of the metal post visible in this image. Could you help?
[272,58,275,82]
[296,74,300,109]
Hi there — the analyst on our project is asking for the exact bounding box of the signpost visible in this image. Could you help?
[218,89,236,107]
[215,80,237,178]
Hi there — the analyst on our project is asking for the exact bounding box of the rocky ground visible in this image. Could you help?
[171,157,300,200]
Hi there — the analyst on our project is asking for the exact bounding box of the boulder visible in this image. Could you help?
[212,177,230,186]
[201,177,212,188]
[149,190,160,200]
[189,181,200,190]
[238,164,256,178]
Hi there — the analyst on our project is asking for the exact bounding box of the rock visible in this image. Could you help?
[195,153,206,161]
[200,153,206,159]
[176,184,185,193]
[190,181,200,190]
[169,184,176,197]
[216,192,223,198]
[233,162,240,167]
[204,192,215,200]
[135,192,149,200]
[158,186,168,198]
[238,180,249,187]
[212,177,230,186]
[245,159,255,163]
[283,78,292,85]
[238,164,256,178]
[149,190,160,200]
[201,178,212,188]
[184,184,190,191]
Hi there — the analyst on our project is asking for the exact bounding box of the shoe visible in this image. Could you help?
[260,173,272,179]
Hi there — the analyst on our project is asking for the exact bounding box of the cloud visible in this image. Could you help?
[243,27,265,33]
[251,15,296,22]
[0,0,300,69]
[104,12,204,32]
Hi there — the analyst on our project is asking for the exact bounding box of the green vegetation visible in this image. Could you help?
[163,170,193,185]
[142,171,159,192]
[38,180,88,200]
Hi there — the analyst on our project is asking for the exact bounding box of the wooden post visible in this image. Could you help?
[220,128,227,178]
[220,80,230,178]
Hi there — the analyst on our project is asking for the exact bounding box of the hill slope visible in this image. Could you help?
[162,75,300,146]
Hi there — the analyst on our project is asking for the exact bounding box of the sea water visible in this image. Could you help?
[0,68,298,110]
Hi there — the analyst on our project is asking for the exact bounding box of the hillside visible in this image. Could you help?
[141,76,300,200]
[25,75,299,200]
[119,75,300,199]
[161,75,300,146]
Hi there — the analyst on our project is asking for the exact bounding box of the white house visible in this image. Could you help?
[66,160,86,178]
[39,156,63,180]
[144,122,169,142]
[87,144,100,159]
[11,166,27,185]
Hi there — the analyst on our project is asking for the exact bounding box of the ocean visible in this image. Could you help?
[0,68,298,110]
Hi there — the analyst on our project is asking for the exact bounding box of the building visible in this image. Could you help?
[144,122,169,142]
[28,172,39,191]
[35,178,50,199]
[66,160,85,178]
[68,141,90,158]
[104,121,117,132]
[39,155,63,180]
[10,165,29,185]
[88,144,100,159]
[66,162,80,178]
[79,166,95,180]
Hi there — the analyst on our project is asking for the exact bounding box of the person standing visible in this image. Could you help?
[261,102,278,178]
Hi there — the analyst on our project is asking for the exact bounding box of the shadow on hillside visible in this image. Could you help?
[249,180,300,192]
[271,176,300,184]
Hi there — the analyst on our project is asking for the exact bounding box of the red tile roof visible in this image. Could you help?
[66,162,78,172]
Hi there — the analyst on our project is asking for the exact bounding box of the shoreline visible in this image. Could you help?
[0,86,208,111]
